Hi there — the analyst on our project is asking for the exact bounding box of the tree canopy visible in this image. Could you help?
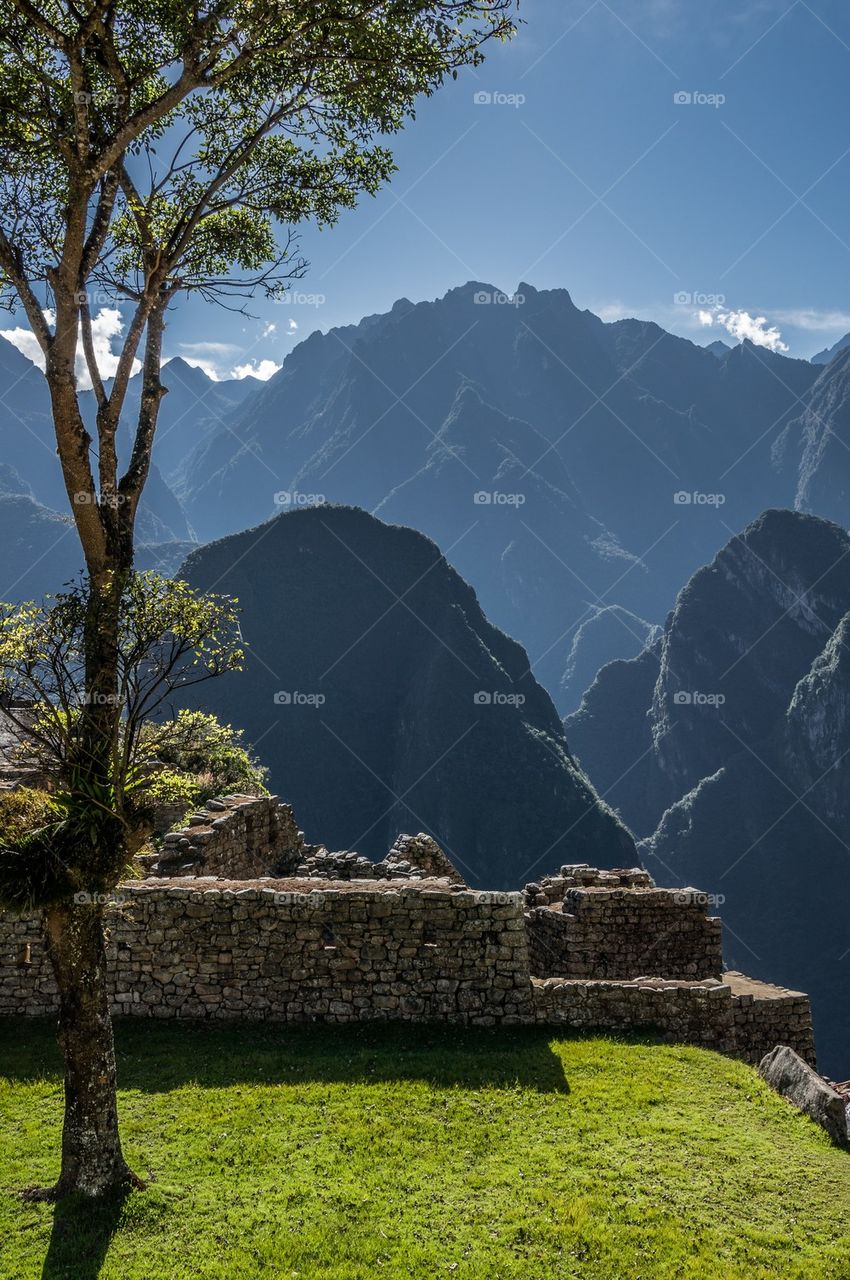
[0,1,516,572]
[0,571,244,908]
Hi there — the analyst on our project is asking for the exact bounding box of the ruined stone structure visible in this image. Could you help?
[139,794,308,879]
[0,794,817,1066]
[526,885,723,981]
[140,796,461,884]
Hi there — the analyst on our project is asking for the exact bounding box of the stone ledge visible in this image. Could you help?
[725,970,808,1000]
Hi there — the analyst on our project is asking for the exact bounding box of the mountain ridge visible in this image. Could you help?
[178,502,636,886]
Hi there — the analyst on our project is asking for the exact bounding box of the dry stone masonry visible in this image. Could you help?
[139,797,462,884]
[0,798,817,1066]
[0,880,533,1025]
[139,795,308,879]
[526,884,723,980]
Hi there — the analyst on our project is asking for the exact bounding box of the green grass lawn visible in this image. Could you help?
[1,1020,850,1280]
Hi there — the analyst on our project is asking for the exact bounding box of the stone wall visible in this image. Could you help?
[726,972,816,1065]
[141,797,467,887]
[0,857,816,1066]
[532,975,816,1065]
[280,834,465,883]
[526,886,723,981]
[525,864,654,908]
[141,795,306,879]
[532,976,737,1053]
[0,879,533,1026]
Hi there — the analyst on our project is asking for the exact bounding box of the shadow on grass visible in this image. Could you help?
[40,1186,129,1280]
[1,1017,570,1094]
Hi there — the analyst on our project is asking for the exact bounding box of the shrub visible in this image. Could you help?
[0,787,61,845]
[139,711,269,806]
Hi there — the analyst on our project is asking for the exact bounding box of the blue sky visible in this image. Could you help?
[7,0,850,378]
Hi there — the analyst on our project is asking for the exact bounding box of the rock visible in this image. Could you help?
[758,1044,849,1147]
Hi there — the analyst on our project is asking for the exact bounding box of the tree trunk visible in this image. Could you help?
[36,901,140,1199]
[30,561,139,1200]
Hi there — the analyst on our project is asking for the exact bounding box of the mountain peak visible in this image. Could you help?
[180,502,635,882]
[705,339,732,358]
[442,280,502,304]
[162,356,214,383]
[811,331,850,366]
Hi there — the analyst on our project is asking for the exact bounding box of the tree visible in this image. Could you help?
[0,573,243,1196]
[0,0,517,1198]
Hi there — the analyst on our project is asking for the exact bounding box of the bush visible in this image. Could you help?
[139,711,269,807]
[0,787,61,845]
[142,768,204,810]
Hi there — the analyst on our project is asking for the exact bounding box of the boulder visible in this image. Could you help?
[758,1044,849,1147]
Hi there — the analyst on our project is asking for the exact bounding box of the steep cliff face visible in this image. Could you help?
[569,510,850,836]
[780,347,850,526]
[784,612,850,818]
[564,640,662,832]
[566,509,850,1074]
[646,510,850,821]
[373,384,648,698]
[559,606,660,715]
[179,505,635,887]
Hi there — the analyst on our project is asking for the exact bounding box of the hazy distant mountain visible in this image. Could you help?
[181,284,818,557]
[174,283,824,707]
[180,504,635,886]
[3,284,849,713]
[373,384,648,696]
[704,340,732,358]
[558,605,660,715]
[0,335,64,510]
[775,347,850,528]
[566,509,850,1074]
[0,469,194,599]
[0,335,193,544]
[811,331,850,365]
[0,493,80,602]
[102,357,260,491]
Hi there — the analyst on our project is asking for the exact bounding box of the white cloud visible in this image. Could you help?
[0,307,141,388]
[180,357,221,381]
[230,359,281,381]
[179,340,283,381]
[0,319,48,369]
[1,313,289,387]
[84,308,142,382]
[698,305,788,353]
[176,341,282,382]
[179,340,241,358]
[594,302,631,322]
[771,308,850,333]
[262,322,277,338]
